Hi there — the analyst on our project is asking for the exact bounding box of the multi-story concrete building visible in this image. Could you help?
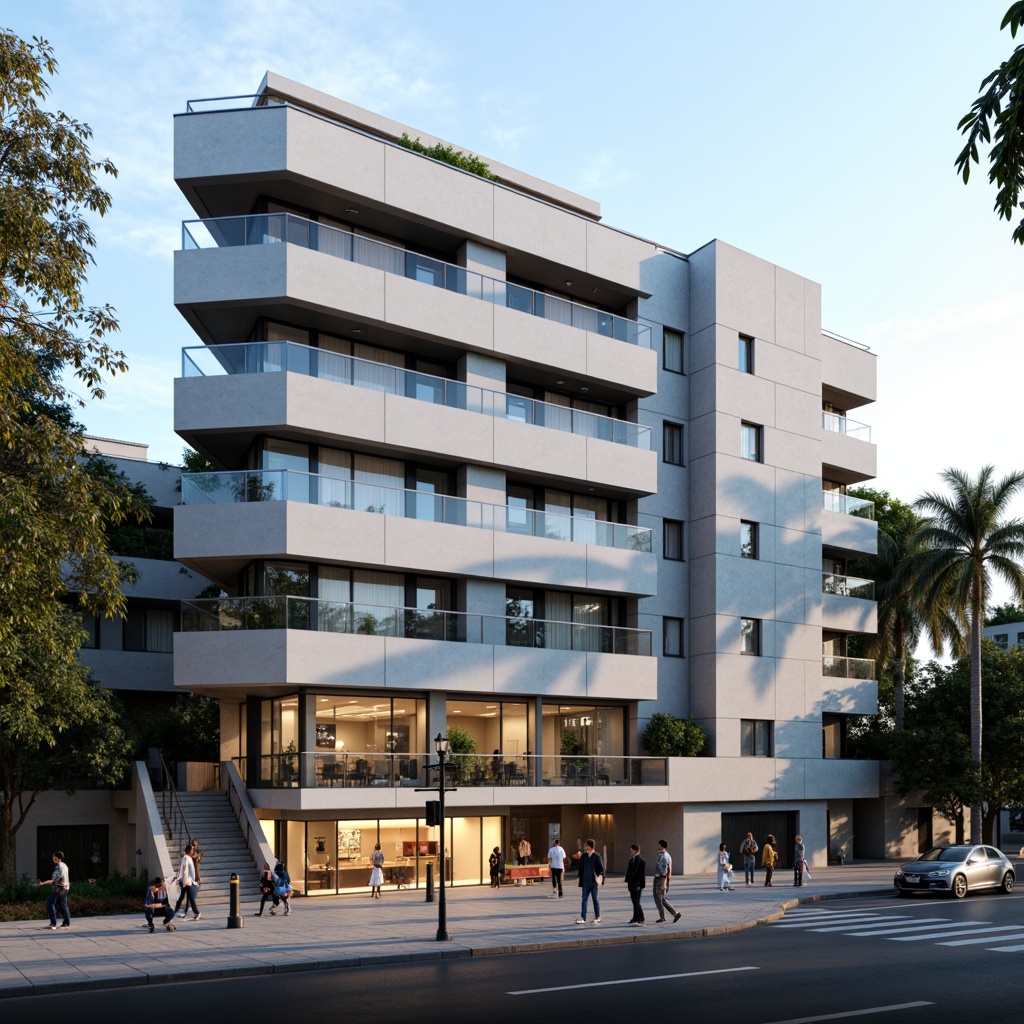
[169,73,882,890]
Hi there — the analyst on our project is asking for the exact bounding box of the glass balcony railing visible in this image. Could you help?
[822,572,875,600]
[180,596,652,656]
[822,412,872,442]
[822,491,875,520]
[181,213,651,347]
[243,752,668,789]
[181,342,651,450]
[181,469,652,553]
[822,656,876,680]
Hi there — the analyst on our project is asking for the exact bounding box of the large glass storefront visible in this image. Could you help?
[260,815,502,894]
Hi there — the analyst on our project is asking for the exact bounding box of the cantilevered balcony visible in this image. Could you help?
[182,470,651,551]
[822,412,871,442]
[181,214,651,347]
[181,343,650,449]
[822,573,877,634]
[822,412,876,482]
[822,655,875,680]
[821,490,877,558]
[821,492,874,519]
[181,596,651,656]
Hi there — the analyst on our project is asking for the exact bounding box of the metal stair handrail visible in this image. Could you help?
[156,751,192,851]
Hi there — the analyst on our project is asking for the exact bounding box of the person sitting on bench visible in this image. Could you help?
[144,877,176,932]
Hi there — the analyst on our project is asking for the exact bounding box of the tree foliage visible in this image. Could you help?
[891,643,1024,843]
[641,712,708,757]
[955,3,1024,243]
[985,601,1024,626]
[0,31,140,884]
[913,465,1024,843]
[397,133,497,180]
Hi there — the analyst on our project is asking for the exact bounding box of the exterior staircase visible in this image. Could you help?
[160,790,261,910]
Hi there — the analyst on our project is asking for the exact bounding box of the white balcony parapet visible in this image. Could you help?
[822,411,871,442]
[181,213,651,347]
[181,469,652,553]
[822,655,876,680]
[822,572,875,600]
[181,342,651,450]
[822,490,875,520]
[180,595,652,656]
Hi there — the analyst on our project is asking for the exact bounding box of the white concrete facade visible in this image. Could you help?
[169,75,882,878]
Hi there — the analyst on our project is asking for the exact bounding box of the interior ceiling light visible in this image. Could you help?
[564,280,572,287]
[580,387,589,392]
[345,208,359,214]
[555,379,564,385]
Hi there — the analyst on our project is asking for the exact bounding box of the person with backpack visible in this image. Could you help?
[739,832,759,886]
[272,862,293,915]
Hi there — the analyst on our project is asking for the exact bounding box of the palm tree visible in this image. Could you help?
[866,515,926,732]
[914,466,1024,844]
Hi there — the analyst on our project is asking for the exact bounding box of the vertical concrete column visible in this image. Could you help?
[427,691,448,748]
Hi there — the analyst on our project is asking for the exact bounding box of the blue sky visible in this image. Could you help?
[9,0,1023,515]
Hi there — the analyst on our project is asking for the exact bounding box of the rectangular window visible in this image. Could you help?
[663,520,684,561]
[663,617,684,657]
[740,617,761,655]
[994,633,1008,650]
[822,713,847,759]
[738,334,754,374]
[741,719,772,757]
[1017,632,1024,646]
[663,422,684,465]
[740,422,762,462]
[663,328,684,374]
[740,520,758,559]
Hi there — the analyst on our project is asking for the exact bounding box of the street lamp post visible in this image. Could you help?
[434,732,450,942]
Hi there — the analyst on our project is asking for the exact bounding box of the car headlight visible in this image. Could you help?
[894,869,904,878]
[928,868,950,877]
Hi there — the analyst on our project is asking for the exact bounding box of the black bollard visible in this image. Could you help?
[425,861,435,903]
[227,871,243,929]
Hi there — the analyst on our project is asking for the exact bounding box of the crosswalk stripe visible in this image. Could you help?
[809,919,948,934]
[888,925,1023,942]
[936,930,1024,946]
[989,944,1024,952]
[773,915,914,929]
[835,920,964,936]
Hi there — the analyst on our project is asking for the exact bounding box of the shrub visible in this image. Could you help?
[641,713,708,757]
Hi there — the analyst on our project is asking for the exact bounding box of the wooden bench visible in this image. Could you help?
[504,864,551,884]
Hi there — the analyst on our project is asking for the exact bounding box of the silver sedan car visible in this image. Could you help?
[893,844,1015,899]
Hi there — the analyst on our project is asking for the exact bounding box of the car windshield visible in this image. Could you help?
[918,846,972,862]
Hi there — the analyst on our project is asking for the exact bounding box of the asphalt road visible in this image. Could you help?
[9,891,1023,1024]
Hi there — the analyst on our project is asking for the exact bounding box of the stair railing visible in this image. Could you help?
[156,751,193,852]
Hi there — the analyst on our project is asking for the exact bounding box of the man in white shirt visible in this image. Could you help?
[38,850,70,930]
[547,838,566,898]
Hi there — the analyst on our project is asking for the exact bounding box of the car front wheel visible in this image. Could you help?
[1001,872,1015,894]
[951,874,968,899]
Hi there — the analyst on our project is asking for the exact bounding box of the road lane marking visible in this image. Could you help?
[990,943,1024,951]
[761,1001,934,1023]
[773,915,915,929]
[811,918,949,934]
[888,924,1024,942]
[507,965,759,995]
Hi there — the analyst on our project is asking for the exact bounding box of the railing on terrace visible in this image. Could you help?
[181,214,651,348]
[181,469,652,553]
[181,596,652,656]
[239,752,668,789]
[822,572,875,600]
[822,656,876,680]
[822,412,872,442]
[822,491,875,520]
[182,342,650,449]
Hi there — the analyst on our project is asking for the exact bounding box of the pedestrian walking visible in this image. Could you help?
[547,838,565,898]
[717,842,736,890]
[175,842,201,920]
[739,832,759,885]
[762,834,777,886]
[652,839,682,923]
[369,842,385,898]
[144,877,176,932]
[488,846,504,888]
[624,843,646,926]
[38,850,70,930]
[793,835,806,886]
[255,862,276,916]
[575,838,604,924]
[272,862,293,915]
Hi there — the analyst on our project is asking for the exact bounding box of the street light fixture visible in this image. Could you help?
[434,732,450,941]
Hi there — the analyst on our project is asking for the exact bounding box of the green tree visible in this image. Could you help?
[914,466,1024,843]
[985,601,1024,626]
[955,3,1024,244]
[0,31,140,883]
[892,644,1024,843]
[641,712,708,757]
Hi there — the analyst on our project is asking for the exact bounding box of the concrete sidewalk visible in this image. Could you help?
[0,861,896,999]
